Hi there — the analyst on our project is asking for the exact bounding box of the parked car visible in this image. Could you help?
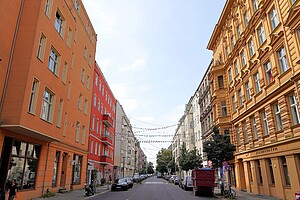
[178,177,184,188]
[182,176,193,191]
[174,176,180,185]
[133,173,140,182]
[111,178,129,191]
[125,177,133,188]
[169,175,176,183]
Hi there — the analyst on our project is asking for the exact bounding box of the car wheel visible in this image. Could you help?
[184,186,187,191]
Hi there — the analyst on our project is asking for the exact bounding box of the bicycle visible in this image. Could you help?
[223,184,236,199]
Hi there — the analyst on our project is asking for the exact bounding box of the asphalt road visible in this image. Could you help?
[89,176,217,200]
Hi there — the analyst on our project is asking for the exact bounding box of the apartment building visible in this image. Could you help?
[198,61,214,165]
[0,0,96,199]
[87,62,116,185]
[208,0,300,199]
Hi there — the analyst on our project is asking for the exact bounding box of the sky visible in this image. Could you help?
[82,0,226,167]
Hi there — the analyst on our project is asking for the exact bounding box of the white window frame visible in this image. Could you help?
[262,110,269,135]
[270,7,279,31]
[41,89,54,122]
[289,94,300,125]
[264,61,273,84]
[254,72,261,93]
[274,103,283,130]
[278,47,289,73]
[258,25,266,45]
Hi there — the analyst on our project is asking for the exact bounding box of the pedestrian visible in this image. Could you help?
[7,179,17,200]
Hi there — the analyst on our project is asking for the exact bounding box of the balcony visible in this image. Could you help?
[101,134,113,146]
[100,155,113,165]
[102,114,113,127]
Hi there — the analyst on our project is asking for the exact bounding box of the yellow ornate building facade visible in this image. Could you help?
[208,0,300,199]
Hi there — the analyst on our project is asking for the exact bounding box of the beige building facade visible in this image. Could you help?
[208,0,300,199]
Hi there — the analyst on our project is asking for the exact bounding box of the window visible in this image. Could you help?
[92,115,95,130]
[52,151,60,187]
[97,99,100,111]
[75,121,80,142]
[258,25,266,45]
[243,122,248,143]
[218,76,224,89]
[241,51,246,67]
[274,103,283,131]
[90,141,93,154]
[264,61,274,85]
[268,159,275,184]
[225,46,229,58]
[234,60,239,76]
[228,68,233,82]
[81,68,85,83]
[281,156,290,186]
[248,39,255,57]
[6,139,40,190]
[56,99,63,127]
[231,36,235,49]
[78,93,83,110]
[84,99,88,115]
[74,0,80,11]
[72,154,83,185]
[41,89,54,122]
[28,79,39,114]
[237,127,241,145]
[238,89,243,107]
[67,81,72,100]
[96,119,99,133]
[291,0,296,4]
[289,94,300,125]
[81,126,86,144]
[86,75,90,89]
[62,62,68,84]
[48,48,60,75]
[253,0,258,12]
[93,93,96,107]
[63,112,68,136]
[269,7,279,30]
[251,116,258,140]
[244,12,249,27]
[74,28,78,42]
[257,160,263,184]
[254,72,261,93]
[261,110,269,135]
[237,25,241,38]
[221,101,227,117]
[44,0,52,18]
[54,11,64,35]
[232,95,237,112]
[245,81,252,100]
[66,28,72,47]
[88,55,92,66]
[278,47,289,73]
[84,46,87,59]
[37,34,46,60]
[95,74,98,86]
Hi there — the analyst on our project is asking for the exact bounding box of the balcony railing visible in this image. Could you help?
[102,114,113,127]
[101,134,113,146]
[100,155,113,164]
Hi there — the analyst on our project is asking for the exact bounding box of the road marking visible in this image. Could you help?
[143,182,167,184]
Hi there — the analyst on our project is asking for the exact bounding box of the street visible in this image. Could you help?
[89,176,217,200]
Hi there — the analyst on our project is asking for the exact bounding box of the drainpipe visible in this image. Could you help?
[42,142,51,195]
[0,0,25,118]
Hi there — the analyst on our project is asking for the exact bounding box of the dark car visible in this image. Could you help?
[174,176,180,185]
[125,177,133,188]
[111,178,129,191]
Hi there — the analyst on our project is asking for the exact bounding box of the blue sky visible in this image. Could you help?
[82,0,226,166]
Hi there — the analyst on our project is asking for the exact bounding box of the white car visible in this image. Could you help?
[182,176,193,191]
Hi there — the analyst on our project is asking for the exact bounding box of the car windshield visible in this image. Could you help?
[118,179,126,183]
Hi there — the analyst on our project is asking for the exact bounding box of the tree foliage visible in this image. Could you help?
[147,162,155,174]
[156,148,172,173]
[178,142,202,172]
[203,125,236,168]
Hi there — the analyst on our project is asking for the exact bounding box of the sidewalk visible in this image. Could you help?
[214,187,281,200]
[32,185,110,200]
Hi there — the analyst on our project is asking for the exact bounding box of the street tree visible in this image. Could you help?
[147,162,155,174]
[156,148,172,173]
[203,125,236,168]
[178,142,202,172]
[178,142,189,172]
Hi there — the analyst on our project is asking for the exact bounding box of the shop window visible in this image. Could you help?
[268,158,275,184]
[280,156,290,186]
[6,140,40,190]
[52,151,60,187]
[72,154,83,185]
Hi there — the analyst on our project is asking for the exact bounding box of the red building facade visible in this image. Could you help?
[87,62,116,184]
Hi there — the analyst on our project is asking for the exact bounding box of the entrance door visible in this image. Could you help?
[238,159,246,190]
[0,137,13,189]
[60,153,68,188]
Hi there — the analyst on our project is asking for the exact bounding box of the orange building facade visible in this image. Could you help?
[208,0,300,199]
[0,0,96,199]
[87,62,116,185]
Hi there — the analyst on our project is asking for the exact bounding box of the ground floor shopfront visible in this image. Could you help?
[87,160,113,185]
[235,137,300,200]
[0,129,88,200]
